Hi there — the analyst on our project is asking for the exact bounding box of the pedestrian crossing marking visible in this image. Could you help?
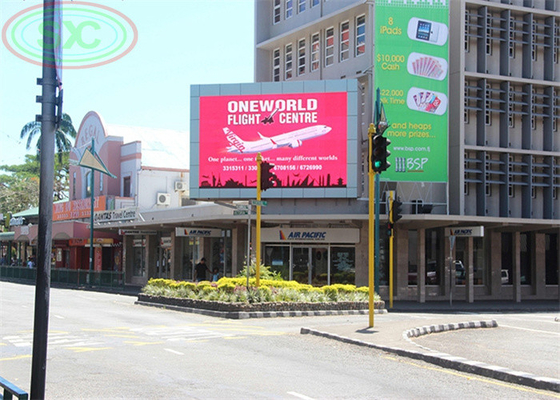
[66,347,112,353]
[124,340,165,346]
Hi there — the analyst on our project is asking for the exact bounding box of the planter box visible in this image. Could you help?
[137,293,385,313]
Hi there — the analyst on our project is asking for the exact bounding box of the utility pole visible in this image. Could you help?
[31,1,61,397]
[368,123,376,328]
[256,153,262,287]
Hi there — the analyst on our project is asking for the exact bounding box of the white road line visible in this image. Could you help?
[164,348,184,356]
[499,324,560,336]
[53,315,65,319]
[287,391,315,400]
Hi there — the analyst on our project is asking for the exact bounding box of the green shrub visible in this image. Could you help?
[141,276,380,303]
[322,286,339,301]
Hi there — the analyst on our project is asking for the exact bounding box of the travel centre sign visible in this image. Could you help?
[198,92,348,189]
[375,0,449,183]
[261,228,360,243]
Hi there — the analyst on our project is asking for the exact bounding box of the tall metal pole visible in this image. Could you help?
[256,153,262,287]
[388,191,394,309]
[88,139,95,285]
[374,173,381,294]
[30,2,57,397]
[368,123,375,328]
[246,205,251,289]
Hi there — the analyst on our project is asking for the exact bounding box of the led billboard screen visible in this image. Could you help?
[198,92,348,189]
[375,0,449,183]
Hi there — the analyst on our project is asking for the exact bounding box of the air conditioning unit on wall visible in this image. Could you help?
[156,193,171,206]
[174,181,187,191]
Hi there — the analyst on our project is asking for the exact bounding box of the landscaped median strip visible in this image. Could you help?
[300,320,560,393]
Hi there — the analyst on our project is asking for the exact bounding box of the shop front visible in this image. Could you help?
[261,227,360,286]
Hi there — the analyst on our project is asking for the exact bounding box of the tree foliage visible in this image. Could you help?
[20,113,77,163]
[0,153,70,215]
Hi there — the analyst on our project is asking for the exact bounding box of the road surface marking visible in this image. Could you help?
[164,348,184,355]
[53,315,65,319]
[66,347,112,353]
[382,355,560,398]
[499,324,560,336]
[124,340,165,346]
[104,334,140,339]
[0,355,32,362]
[287,391,315,400]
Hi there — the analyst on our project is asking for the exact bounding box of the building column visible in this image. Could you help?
[417,228,426,303]
[123,235,133,284]
[170,230,179,280]
[232,225,246,276]
[489,231,501,296]
[534,233,545,298]
[512,231,521,302]
[146,235,158,280]
[395,227,409,300]
[466,237,474,303]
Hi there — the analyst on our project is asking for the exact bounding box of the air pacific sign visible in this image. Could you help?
[447,226,484,237]
[262,228,359,244]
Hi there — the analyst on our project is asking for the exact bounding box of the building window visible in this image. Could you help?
[340,21,349,62]
[285,43,293,79]
[508,92,515,128]
[273,48,280,81]
[273,0,281,24]
[356,15,365,56]
[285,0,293,19]
[298,38,306,75]
[531,23,537,61]
[123,176,131,197]
[99,172,103,193]
[485,85,491,126]
[85,171,92,197]
[464,10,470,53]
[311,0,319,7]
[485,12,493,55]
[325,27,334,67]
[509,20,515,58]
[311,32,320,71]
[72,172,76,199]
[298,0,305,13]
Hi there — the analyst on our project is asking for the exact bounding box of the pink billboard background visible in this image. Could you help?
[199,92,347,189]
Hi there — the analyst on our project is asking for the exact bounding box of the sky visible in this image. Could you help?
[0,0,255,167]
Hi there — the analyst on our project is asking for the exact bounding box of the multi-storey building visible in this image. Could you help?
[253,0,559,302]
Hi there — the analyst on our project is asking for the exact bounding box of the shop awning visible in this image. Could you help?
[0,232,15,241]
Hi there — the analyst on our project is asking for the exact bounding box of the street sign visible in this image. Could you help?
[250,200,267,206]
[236,205,249,210]
[233,210,248,215]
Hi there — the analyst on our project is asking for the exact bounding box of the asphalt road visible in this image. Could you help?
[0,281,558,399]
[412,312,560,379]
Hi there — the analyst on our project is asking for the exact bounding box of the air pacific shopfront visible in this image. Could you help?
[261,227,360,286]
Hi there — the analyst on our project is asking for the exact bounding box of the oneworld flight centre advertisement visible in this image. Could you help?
[198,92,347,189]
[375,0,449,183]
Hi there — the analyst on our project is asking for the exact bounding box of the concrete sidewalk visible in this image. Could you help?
[302,301,560,393]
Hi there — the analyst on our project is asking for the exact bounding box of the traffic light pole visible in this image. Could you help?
[388,192,394,309]
[368,123,375,328]
[256,153,262,287]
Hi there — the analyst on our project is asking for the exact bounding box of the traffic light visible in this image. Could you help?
[371,134,391,172]
[260,161,277,191]
[391,199,403,223]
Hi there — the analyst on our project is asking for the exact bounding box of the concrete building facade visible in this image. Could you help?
[250,0,559,302]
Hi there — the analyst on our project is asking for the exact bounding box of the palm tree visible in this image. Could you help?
[20,113,77,162]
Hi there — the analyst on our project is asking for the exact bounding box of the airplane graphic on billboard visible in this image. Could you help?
[224,125,332,154]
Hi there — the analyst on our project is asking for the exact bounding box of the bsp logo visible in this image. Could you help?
[2,1,137,69]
